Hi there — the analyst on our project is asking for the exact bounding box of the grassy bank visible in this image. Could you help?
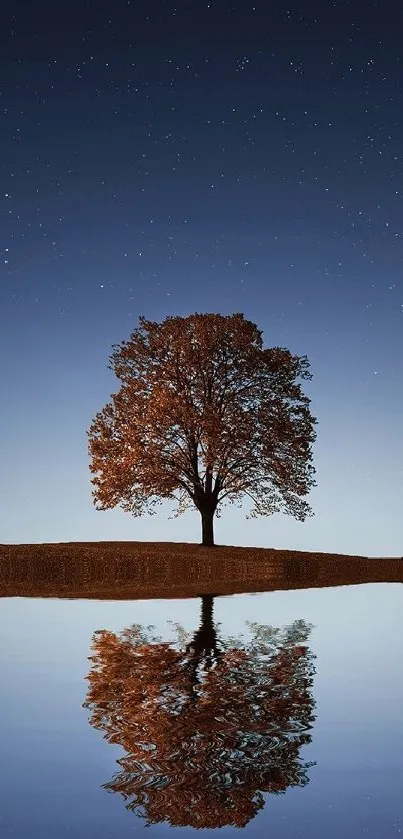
[0,541,402,600]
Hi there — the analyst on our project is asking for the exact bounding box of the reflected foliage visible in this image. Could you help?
[84,596,316,828]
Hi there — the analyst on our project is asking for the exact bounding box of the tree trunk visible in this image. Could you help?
[201,508,215,546]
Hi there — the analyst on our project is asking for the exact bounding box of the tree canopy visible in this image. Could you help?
[88,312,317,544]
[84,598,316,828]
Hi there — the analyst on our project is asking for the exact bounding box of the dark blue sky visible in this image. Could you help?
[1,0,402,553]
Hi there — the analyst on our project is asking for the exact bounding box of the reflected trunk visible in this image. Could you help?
[185,595,221,687]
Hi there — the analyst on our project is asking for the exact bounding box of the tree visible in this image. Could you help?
[88,312,317,545]
[84,599,316,828]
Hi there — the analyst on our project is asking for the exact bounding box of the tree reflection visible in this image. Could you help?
[84,596,316,828]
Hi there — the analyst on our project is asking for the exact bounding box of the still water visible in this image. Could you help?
[1,583,403,837]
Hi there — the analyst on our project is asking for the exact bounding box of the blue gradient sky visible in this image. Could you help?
[1,1,402,554]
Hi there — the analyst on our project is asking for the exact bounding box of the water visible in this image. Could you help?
[1,583,403,837]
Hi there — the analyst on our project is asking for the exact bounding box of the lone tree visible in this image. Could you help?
[88,312,317,545]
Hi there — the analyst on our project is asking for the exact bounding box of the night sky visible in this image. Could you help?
[1,0,402,554]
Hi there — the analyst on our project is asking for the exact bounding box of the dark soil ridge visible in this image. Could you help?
[0,541,401,600]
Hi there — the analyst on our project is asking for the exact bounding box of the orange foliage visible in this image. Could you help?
[87,313,317,543]
[84,598,316,828]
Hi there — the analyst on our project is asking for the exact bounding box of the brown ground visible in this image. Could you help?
[0,541,401,600]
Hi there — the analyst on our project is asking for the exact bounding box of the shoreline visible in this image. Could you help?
[0,540,402,600]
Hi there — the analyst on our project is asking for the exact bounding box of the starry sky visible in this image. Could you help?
[1,0,402,555]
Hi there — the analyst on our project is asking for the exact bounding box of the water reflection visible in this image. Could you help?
[84,596,316,828]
